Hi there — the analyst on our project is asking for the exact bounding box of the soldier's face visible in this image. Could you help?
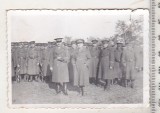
[77,43,83,48]
[57,42,62,46]
[103,43,108,48]
[72,44,77,49]
[117,43,122,48]
[31,44,35,48]
[93,43,97,47]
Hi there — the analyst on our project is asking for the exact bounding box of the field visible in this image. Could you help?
[12,71,143,104]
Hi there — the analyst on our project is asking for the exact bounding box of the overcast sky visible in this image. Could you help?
[8,10,144,43]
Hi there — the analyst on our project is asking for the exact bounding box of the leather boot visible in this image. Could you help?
[131,80,134,88]
[81,86,84,96]
[28,75,33,82]
[63,83,68,95]
[56,83,61,94]
[104,81,107,91]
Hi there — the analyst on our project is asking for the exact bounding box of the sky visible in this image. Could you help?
[8,10,144,43]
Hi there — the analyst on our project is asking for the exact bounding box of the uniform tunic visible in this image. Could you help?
[68,47,78,86]
[17,47,28,75]
[98,47,114,80]
[37,47,43,75]
[89,46,100,78]
[11,47,17,77]
[134,46,143,69]
[76,47,91,86]
[40,47,49,76]
[122,46,136,80]
[46,47,54,76]
[114,48,123,79]
[27,47,39,75]
[50,45,70,83]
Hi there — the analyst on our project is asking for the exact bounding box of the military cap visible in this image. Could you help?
[29,41,35,44]
[116,38,124,44]
[91,39,98,44]
[76,39,85,44]
[84,42,93,46]
[51,41,56,45]
[102,39,110,44]
[36,43,41,46]
[71,40,76,45]
[23,42,28,45]
[54,38,63,43]
[48,41,52,45]
[19,42,25,45]
[11,43,15,46]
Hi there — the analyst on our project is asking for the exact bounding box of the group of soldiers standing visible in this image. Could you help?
[11,37,143,96]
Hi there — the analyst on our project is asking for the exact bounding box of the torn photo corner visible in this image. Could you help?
[7,9,149,109]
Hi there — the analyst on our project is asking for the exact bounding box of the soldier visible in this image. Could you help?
[134,43,143,72]
[68,40,78,86]
[89,39,100,85]
[23,42,29,81]
[16,42,28,82]
[49,38,70,95]
[122,42,136,88]
[27,41,40,82]
[11,43,17,80]
[39,43,48,82]
[36,43,43,82]
[114,38,124,85]
[98,39,114,90]
[108,40,116,85]
[75,39,91,96]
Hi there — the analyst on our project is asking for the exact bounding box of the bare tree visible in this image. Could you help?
[115,16,143,45]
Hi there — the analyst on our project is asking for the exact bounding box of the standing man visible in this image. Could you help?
[98,39,114,90]
[89,39,100,85]
[134,43,143,72]
[23,42,29,81]
[50,38,70,95]
[122,42,136,88]
[11,43,17,80]
[68,40,78,86]
[76,39,91,96]
[114,38,124,85]
[27,41,40,82]
[16,42,27,82]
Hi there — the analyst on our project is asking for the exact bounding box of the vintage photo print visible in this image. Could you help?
[7,10,149,108]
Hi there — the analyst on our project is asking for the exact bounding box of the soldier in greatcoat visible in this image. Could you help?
[89,39,100,85]
[12,43,20,82]
[75,39,91,96]
[45,42,56,80]
[11,43,17,79]
[134,44,143,72]
[27,41,40,82]
[38,43,48,82]
[68,41,78,86]
[35,43,44,82]
[122,43,136,88]
[16,42,28,82]
[114,38,124,85]
[49,38,70,95]
[98,39,114,90]
[23,42,29,81]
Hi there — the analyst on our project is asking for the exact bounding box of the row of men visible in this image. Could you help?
[11,38,143,96]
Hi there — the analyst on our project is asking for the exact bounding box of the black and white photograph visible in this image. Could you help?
[8,10,149,105]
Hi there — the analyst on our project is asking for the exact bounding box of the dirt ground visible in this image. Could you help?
[12,71,143,104]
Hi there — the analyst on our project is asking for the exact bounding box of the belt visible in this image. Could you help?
[102,55,109,58]
[92,56,98,58]
[127,59,134,62]
[77,58,86,61]
[115,60,121,62]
